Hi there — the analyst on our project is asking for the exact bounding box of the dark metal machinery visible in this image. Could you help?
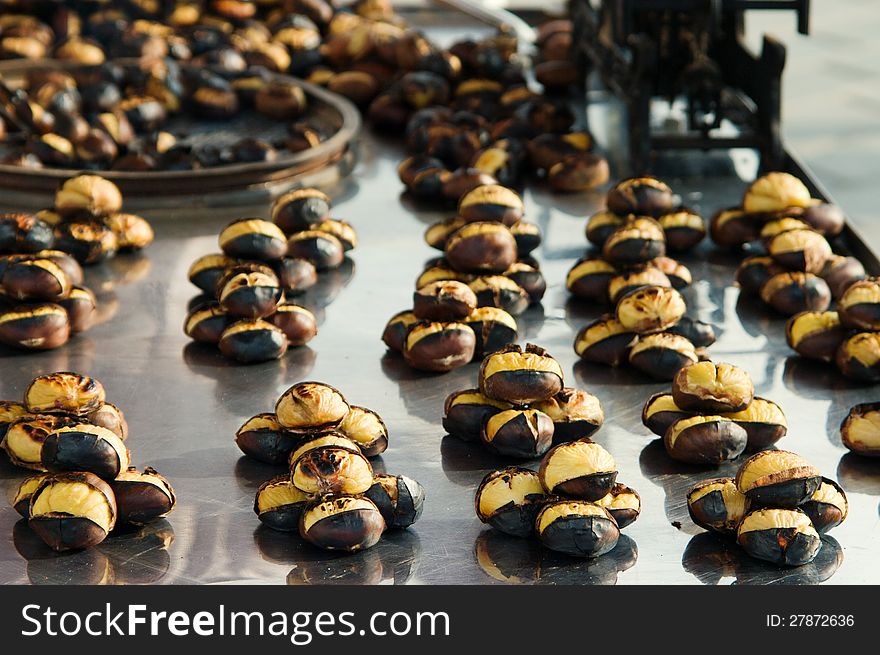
[570,0,811,173]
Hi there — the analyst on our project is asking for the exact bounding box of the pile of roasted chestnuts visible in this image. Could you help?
[642,360,788,465]
[443,343,604,459]
[243,381,424,553]
[687,450,846,566]
[185,187,355,363]
[475,442,640,558]
[382,184,545,372]
[2,371,176,551]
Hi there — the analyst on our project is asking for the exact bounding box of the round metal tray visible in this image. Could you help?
[0,59,361,201]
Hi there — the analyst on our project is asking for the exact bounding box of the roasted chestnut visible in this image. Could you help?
[628,333,698,380]
[736,508,820,566]
[0,303,70,350]
[255,80,307,120]
[184,303,234,344]
[465,306,517,357]
[585,211,625,248]
[838,278,880,330]
[271,188,331,234]
[641,393,695,437]
[535,500,620,558]
[480,343,563,404]
[547,153,609,192]
[607,267,670,304]
[671,361,754,413]
[538,440,617,501]
[274,383,347,435]
[574,316,638,367]
[291,442,374,496]
[310,219,357,252]
[53,221,118,265]
[458,184,523,225]
[481,408,554,459]
[402,321,476,372]
[759,272,831,316]
[364,474,425,529]
[57,286,97,334]
[0,401,29,436]
[287,230,345,271]
[85,403,127,441]
[840,402,880,457]
[274,257,318,294]
[416,266,470,289]
[218,269,283,319]
[2,414,75,470]
[800,202,844,237]
[509,221,541,257]
[820,255,865,299]
[469,275,530,315]
[413,280,477,321]
[265,303,316,346]
[800,478,847,533]
[1,258,71,301]
[836,332,880,382]
[443,389,510,442]
[110,467,175,525]
[710,208,762,248]
[0,213,55,254]
[299,495,385,553]
[475,467,548,537]
[54,175,122,217]
[650,256,692,289]
[594,483,641,529]
[28,472,117,551]
[606,177,673,217]
[659,210,705,251]
[742,172,811,214]
[41,423,129,480]
[760,217,810,245]
[534,388,604,442]
[235,413,300,464]
[337,406,388,458]
[667,316,716,348]
[424,217,468,250]
[615,285,686,334]
[504,262,546,302]
[720,398,788,450]
[187,253,239,294]
[735,450,821,507]
[785,310,846,361]
[218,319,288,363]
[382,310,418,352]
[219,218,287,261]
[602,217,666,266]
[445,222,517,274]
[768,229,832,274]
[687,477,749,534]
[254,476,312,532]
[12,474,47,517]
[25,372,105,416]
[663,416,748,465]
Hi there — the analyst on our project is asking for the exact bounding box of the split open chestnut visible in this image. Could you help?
[12,474,47,517]
[275,382,349,432]
[86,403,128,441]
[25,372,105,416]
[402,321,476,372]
[585,211,625,247]
[218,319,288,363]
[481,408,554,459]
[41,423,130,480]
[538,440,617,501]
[768,228,832,274]
[838,278,880,331]
[219,218,288,261]
[469,275,530,315]
[364,474,425,530]
[475,467,549,537]
[299,495,385,553]
[628,333,698,380]
[607,267,671,305]
[615,285,686,334]
[413,280,477,321]
[720,398,788,450]
[0,303,70,350]
[254,476,312,532]
[286,230,345,271]
[602,217,666,267]
[687,477,750,535]
[594,483,641,529]
[642,393,695,437]
[381,310,419,352]
[735,450,821,507]
[235,413,301,465]
[338,406,388,458]
[445,222,517,274]
[800,478,847,533]
[742,172,811,214]
[2,414,75,470]
[480,343,563,404]
[785,310,846,361]
[574,316,638,367]
[840,402,880,457]
[218,269,283,319]
[671,361,754,413]
[266,303,317,346]
[443,389,511,442]
[534,388,604,442]
[663,416,748,465]
[271,188,331,234]
[535,500,620,558]
[110,467,176,525]
[736,508,820,567]
[759,272,831,316]
[458,184,523,225]
[291,444,374,496]
[606,177,674,217]
[836,332,880,383]
[658,210,705,251]
[28,471,117,551]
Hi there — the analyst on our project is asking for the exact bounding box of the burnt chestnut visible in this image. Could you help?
[534,388,604,443]
[585,211,625,248]
[458,184,523,225]
[12,474,47,517]
[480,343,563,404]
[445,222,517,274]
[443,390,511,442]
[538,440,617,501]
[667,316,716,348]
[291,445,373,496]
[276,382,349,432]
[650,257,692,290]
[671,361,754,413]
[509,222,542,257]
[219,218,287,261]
[58,287,97,334]
[840,402,880,457]
[0,303,70,350]
[413,280,477,321]
[687,477,750,535]
[287,230,345,271]
[768,229,832,274]
[628,333,699,380]
[594,483,641,529]
[465,306,518,357]
[659,210,705,251]
[2,414,75,471]
[299,495,385,553]
[547,153,610,192]
[481,408,554,459]
[504,262,546,302]
[535,501,620,558]
[785,310,846,361]
[218,319,288,363]
[469,275,531,315]
[254,476,312,532]
[55,175,121,217]
[663,416,748,466]
[235,413,301,465]
[188,253,239,294]
[110,467,175,525]
[602,217,666,267]
[85,403,127,441]
[0,401,29,437]
[266,303,317,346]
[25,372,105,416]
[606,177,674,217]
[382,310,419,352]
[184,303,234,344]
[759,272,831,316]
[53,221,118,265]
[271,188,331,234]
[0,213,55,254]
[33,250,83,286]
[820,255,866,299]
[838,278,880,330]
[475,467,548,537]
[1,258,71,301]
[720,398,788,450]
[711,208,762,249]
[607,267,671,304]
[574,316,638,367]
[274,257,318,294]
[218,269,283,319]
[364,474,425,529]
[736,508,820,566]
[338,406,388,458]
[742,172,811,214]
[41,423,130,480]
[836,332,880,383]
[402,321,476,372]
[615,285,686,335]
[735,450,821,507]
[28,472,116,551]
[800,478,847,533]
[642,393,695,437]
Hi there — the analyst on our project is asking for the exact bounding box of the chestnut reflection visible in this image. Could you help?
[837,453,880,496]
[14,520,115,585]
[97,520,175,584]
[440,434,529,487]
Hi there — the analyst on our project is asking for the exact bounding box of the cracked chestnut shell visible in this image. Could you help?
[12,474,47,517]
[800,478,847,533]
[425,217,468,250]
[382,310,418,352]
[574,316,638,367]
[475,467,549,537]
[469,275,530,315]
[820,255,865,299]
[254,476,312,532]
[54,175,122,217]
[539,440,617,501]
[236,413,301,464]
[219,218,287,261]
[663,416,748,465]
[760,272,831,316]
[629,333,699,380]
[413,280,477,321]
[838,278,880,330]
[547,153,610,192]
[642,393,695,437]
[187,253,239,294]
[840,402,880,457]
[742,172,811,214]
[1,257,71,302]
[59,286,97,333]
[836,332,880,383]
[735,450,821,507]
[534,388,604,443]
[481,408,554,459]
[659,210,705,251]
[445,222,517,274]
[28,471,117,552]
[671,361,754,413]
[365,474,425,529]
[465,306,517,357]
[443,389,511,442]
[479,343,564,404]
[299,495,385,553]
[271,188,331,234]
[768,229,832,274]
[720,397,788,450]
[736,508,820,566]
[0,401,29,437]
[25,372,105,416]
[785,310,846,361]
[595,483,641,529]
[504,262,545,302]
[53,221,118,265]
[266,303,317,346]
[337,406,388,458]
[2,414,75,470]
[218,269,283,319]
[535,500,620,558]
[607,266,671,304]
[255,80,307,120]
[287,230,345,271]
[291,443,374,495]
[110,467,175,525]
[687,477,750,534]
[602,217,666,266]
[403,321,475,372]
[185,303,233,344]
[218,319,288,363]
[41,423,130,480]
[85,403,127,441]
[735,256,785,294]
[458,184,524,225]
[800,202,844,237]
[0,213,55,254]
[615,285,686,335]
[606,177,673,217]
[276,382,349,432]
[585,210,625,248]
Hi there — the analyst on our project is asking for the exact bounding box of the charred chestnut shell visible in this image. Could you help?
[287,230,345,271]
[607,267,671,305]
[25,372,105,416]
[785,311,846,361]
[291,444,374,496]
[188,253,239,294]
[641,393,695,437]
[445,222,517,274]
[469,275,530,315]
[628,333,698,380]
[219,218,287,261]
[615,285,686,335]
[337,406,388,458]
[475,467,549,537]
[720,397,788,450]
[218,269,283,319]
[299,495,385,553]
[403,321,476,373]
[235,413,301,465]
[574,316,638,367]
[735,256,785,294]
[800,478,848,533]
[667,316,716,349]
[840,402,880,457]
[538,440,617,501]
[275,382,349,432]
[218,319,288,363]
[838,278,880,331]
[364,474,425,530]
[86,403,127,441]
[594,483,641,529]
[465,306,518,357]
[458,184,524,225]
[481,408,554,459]
[184,303,234,344]
[663,416,748,465]
[254,476,312,532]
[413,280,477,321]
[820,255,865,299]
[836,332,880,383]
[0,213,55,254]
[479,343,564,404]
[110,467,175,525]
[585,211,625,248]
[768,228,832,274]
[2,414,76,470]
[735,450,821,507]
[382,310,419,352]
[671,361,755,413]
[266,303,317,346]
[759,272,831,316]
[535,500,620,558]
[12,474,47,517]
[659,210,705,251]
[41,423,129,480]
[687,477,750,534]
[602,217,666,267]
[606,177,674,217]
[533,388,604,443]
[736,508,820,566]
[443,389,511,442]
